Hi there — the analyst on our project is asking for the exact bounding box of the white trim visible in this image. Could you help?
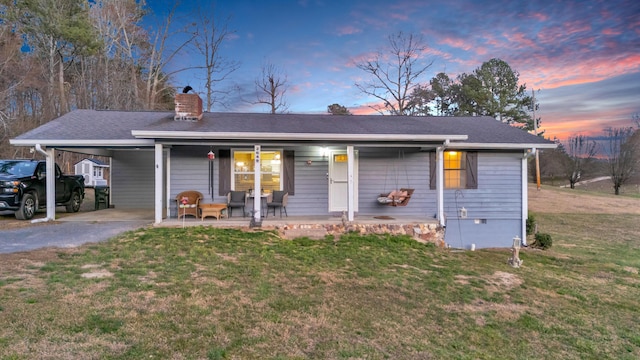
[154,144,163,224]
[166,148,171,220]
[347,146,355,222]
[10,139,155,147]
[521,155,528,246]
[437,147,445,227]
[253,145,261,221]
[132,130,468,142]
[443,142,557,150]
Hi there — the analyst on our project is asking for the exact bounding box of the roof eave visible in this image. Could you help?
[10,139,155,147]
[131,131,469,142]
[446,142,557,150]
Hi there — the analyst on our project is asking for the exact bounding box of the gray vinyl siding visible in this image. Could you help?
[442,152,522,220]
[169,146,220,217]
[168,146,330,217]
[443,152,523,249]
[165,147,524,231]
[111,150,155,209]
[286,147,328,215]
[358,149,435,217]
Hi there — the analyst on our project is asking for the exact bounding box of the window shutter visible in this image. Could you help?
[429,152,436,190]
[465,151,478,189]
[218,149,230,196]
[283,150,295,195]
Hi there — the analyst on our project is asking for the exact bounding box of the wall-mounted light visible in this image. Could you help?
[320,147,329,159]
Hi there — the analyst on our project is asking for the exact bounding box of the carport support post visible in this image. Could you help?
[45,147,55,220]
[154,143,163,224]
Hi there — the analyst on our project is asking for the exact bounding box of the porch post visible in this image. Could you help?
[154,143,163,224]
[253,145,261,220]
[521,153,529,246]
[347,145,355,221]
[166,147,171,219]
[437,146,445,227]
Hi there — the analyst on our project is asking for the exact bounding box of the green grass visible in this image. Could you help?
[1,215,639,359]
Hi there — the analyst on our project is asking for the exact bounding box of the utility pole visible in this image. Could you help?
[533,89,541,190]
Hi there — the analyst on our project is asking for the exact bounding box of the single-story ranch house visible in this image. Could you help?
[10,94,556,248]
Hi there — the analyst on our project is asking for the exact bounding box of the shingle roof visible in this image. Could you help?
[76,158,108,166]
[12,110,555,148]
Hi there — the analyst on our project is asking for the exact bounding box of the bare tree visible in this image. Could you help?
[192,3,240,112]
[605,127,638,195]
[86,0,149,110]
[564,135,598,189]
[254,62,288,114]
[355,31,433,115]
[142,4,197,110]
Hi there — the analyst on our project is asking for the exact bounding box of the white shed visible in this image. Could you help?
[74,158,109,187]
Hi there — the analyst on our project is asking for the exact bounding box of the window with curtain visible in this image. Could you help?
[232,150,282,193]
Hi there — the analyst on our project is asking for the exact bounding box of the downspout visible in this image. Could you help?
[33,144,55,223]
[521,148,537,246]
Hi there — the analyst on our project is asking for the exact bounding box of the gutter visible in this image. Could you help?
[32,144,54,223]
[131,130,468,143]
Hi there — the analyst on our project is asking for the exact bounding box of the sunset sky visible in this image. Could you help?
[153,0,640,141]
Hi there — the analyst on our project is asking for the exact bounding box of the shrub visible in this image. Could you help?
[526,214,537,235]
[533,233,552,249]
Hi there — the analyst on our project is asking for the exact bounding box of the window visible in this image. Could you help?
[232,150,282,193]
[444,151,466,188]
[430,151,478,190]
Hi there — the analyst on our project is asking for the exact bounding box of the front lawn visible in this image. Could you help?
[1,213,639,359]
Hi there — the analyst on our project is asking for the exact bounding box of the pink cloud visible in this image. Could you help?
[503,31,539,50]
[602,28,622,36]
[336,25,362,36]
[438,36,475,51]
[390,13,409,21]
[520,53,640,89]
[530,12,548,22]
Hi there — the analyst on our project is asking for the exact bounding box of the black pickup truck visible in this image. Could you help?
[0,159,85,220]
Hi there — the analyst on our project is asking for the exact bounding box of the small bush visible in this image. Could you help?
[533,233,553,249]
[526,214,537,235]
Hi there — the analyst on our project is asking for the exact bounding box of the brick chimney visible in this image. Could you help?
[174,93,203,121]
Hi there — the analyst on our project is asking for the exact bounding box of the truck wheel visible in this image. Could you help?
[15,193,36,220]
[66,190,82,213]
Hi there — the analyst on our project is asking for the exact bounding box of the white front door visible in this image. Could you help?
[329,151,358,212]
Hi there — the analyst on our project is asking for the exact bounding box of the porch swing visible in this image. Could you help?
[376,150,414,206]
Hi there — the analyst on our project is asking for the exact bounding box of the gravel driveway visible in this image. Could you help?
[0,220,150,254]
